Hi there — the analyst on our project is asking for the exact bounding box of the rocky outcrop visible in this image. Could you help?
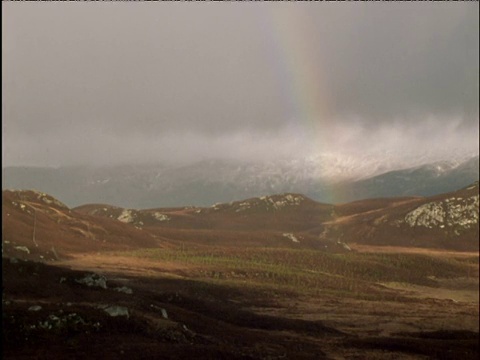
[405,195,479,233]
[214,194,306,213]
[117,209,135,224]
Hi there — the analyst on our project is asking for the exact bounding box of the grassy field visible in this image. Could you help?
[5,244,478,359]
[113,245,478,302]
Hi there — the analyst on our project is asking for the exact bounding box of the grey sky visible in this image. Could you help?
[2,2,479,168]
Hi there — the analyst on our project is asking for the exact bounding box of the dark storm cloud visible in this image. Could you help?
[2,2,479,167]
[2,3,291,137]
[311,3,479,126]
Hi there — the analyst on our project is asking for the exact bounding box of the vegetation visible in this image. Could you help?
[117,246,477,300]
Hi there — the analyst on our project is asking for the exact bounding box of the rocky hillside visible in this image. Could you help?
[323,182,479,250]
[3,182,479,262]
[404,183,479,233]
[77,182,479,252]
[75,193,338,233]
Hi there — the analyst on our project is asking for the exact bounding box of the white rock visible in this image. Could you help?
[75,273,107,289]
[114,286,133,294]
[117,209,134,223]
[102,305,129,318]
[15,246,30,254]
[161,308,168,319]
[282,233,300,243]
[152,212,170,222]
[405,195,479,230]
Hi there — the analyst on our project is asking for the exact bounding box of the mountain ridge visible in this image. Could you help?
[2,155,478,209]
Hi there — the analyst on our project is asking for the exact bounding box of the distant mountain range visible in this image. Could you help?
[2,155,478,209]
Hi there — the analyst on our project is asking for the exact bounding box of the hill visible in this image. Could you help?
[3,182,478,264]
[2,184,479,359]
[2,190,162,261]
[74,181,479,252]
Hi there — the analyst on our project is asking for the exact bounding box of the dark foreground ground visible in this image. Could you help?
[3,257,479,360]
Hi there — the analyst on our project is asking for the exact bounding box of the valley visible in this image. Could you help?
[4,3,478,359]
[2,183,479,359]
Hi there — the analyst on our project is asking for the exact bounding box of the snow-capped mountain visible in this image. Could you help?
[3,154,478,209]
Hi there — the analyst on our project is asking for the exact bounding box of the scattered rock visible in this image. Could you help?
[405,195,479,231]
[76,273,107,289]
[102,305,129,318]
[38,313,86,331]
[117,209,134,223]
[150,304,168,319]
[282,233,300,243]
[14,246,30,254]
[152,212,170,222]
[114,286,133,294]
[337,241,352,251]
[263,194,304,210]
[161,308,168,319]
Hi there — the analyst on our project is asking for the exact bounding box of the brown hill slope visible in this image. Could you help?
[4,182,478,260]
[75,194,335,231]
[75,183,479,251]
[74,194,345,250]
[2,190,162,261]
[322,181,479,251]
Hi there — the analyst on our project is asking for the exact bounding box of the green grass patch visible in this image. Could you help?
[115,247,477,298]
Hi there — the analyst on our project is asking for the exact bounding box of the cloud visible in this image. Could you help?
[3,117,477,169]
[2,2,479,168]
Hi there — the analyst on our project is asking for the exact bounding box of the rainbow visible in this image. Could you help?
[262,6,333,151]
[260,6,350,203]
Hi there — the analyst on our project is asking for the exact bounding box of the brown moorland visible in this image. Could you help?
[2,183,479,359]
